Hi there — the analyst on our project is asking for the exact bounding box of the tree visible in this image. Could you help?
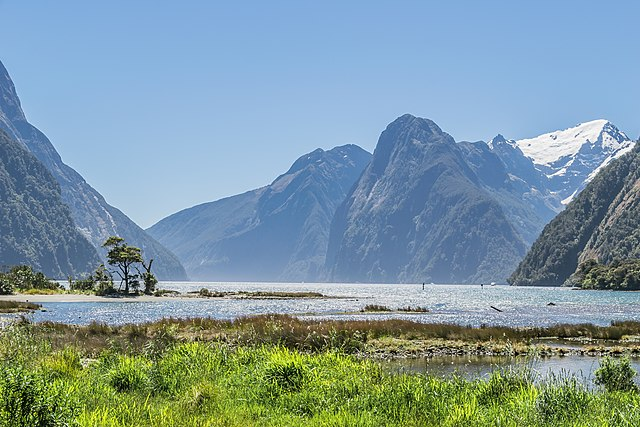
[103,236,143,294]
[139,259,158,295]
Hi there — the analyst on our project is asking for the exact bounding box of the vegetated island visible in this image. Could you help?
[2,315,640,426]
[0,264,339,302]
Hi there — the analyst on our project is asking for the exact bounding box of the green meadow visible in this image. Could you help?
[1,317,640,426]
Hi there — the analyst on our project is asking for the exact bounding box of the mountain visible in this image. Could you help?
[513,120,634,203]
[509,142,640,286]
[326,114,528,284]
[458,139,559,245]
[147,145,372,281]
[0,129,100,278]
[0,60,187,280]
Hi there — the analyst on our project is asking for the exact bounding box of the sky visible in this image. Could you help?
[0,1,638,228]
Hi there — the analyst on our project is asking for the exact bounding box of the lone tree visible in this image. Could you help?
[103,236,143,294]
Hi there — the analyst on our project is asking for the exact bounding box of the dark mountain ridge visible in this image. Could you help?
[0,129,100,277]
[326,114,529,284]
[0,60,186,279]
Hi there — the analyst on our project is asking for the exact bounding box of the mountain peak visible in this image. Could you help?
[488,134,518,150]
[515,119,630,167]
[512,119,635,203]
[386,114,444,136]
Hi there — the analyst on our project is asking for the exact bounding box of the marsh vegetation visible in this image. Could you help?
[1,317,640,426]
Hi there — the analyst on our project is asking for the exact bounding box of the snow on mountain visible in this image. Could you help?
[512,120,634,203]
[516,120,632,166]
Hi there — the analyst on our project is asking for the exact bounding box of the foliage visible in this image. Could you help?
[0,265,60,293]
[103,236,145,294]
[2,325,640,427]
[71,264,114,295]
[140,259,158,295]
[572,259,640,290]
[594,356,638,392]
[0,364,77,427]
[0,277,12,295]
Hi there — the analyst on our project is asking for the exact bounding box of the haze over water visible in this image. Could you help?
[23,282,640,327]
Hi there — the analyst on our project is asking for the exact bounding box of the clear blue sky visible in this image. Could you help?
[0,1,638,228]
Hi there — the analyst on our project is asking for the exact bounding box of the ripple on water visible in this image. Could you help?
[22,282,640,327]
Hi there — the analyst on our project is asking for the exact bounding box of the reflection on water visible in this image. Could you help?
[22,281,640,327]
[383,355,640,386]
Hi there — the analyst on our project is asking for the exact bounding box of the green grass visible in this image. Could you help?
[0,322,639,426]
[22,315,640,360]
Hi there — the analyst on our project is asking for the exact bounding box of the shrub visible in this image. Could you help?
[477,368,531,405]
[0,278,12,295]
[1,266,60,291]
[0,364,77,426]
[361,304,391,312]
[537,375,590,423]
[106,356,150,392]
[262,350,308,396]
[594,356,638,392]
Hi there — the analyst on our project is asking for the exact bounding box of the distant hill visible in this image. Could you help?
[148,145,372,281]
[0,60,187,280]
[0,129,100,278]
[326,114,530,284]
[509,142,640,286]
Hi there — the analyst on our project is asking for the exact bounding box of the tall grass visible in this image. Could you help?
[1,322,640,426]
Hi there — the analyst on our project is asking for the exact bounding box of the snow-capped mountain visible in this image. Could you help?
[513,120,634,203]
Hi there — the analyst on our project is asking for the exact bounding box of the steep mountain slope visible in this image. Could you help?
[0,129,100,277]
[326,114,527,284]
[458,140,558,245]
[148,145,372,281]
[514,120,633,203]
[509,142,640,286]
[0,60,186,279]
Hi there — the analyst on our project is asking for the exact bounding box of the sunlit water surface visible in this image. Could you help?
[20,282,640,327]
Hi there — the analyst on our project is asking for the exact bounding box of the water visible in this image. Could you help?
[384,354,640,388]
[23,282,640,327]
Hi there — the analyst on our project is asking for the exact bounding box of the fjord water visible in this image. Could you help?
[25,282,640,326]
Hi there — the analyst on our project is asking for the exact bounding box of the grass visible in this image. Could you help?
[0,300,41,313]
[0,321,639,426]
[17,315,640,360]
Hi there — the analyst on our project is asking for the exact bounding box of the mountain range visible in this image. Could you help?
[0,60,186,279]
[2,54,635,284]
[148,114,634,284]
[510,142,640,286]
[147,145,371,281]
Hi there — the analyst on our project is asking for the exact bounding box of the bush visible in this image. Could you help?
[594,356,638,392]
[106,356,150,392]
[0,278,12,295]
[0,364,77,426]
[1,266,60,291]
[262,350,308,396]
[477,368,530,405]
[70,278,94,291]
[537,375,590,423]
